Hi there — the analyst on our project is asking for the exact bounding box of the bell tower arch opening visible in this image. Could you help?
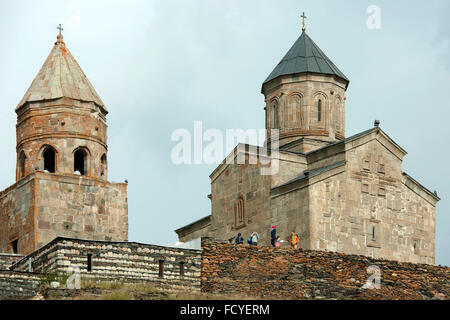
[40,146,57,173]
[74,148,90,176]
[100,153,107,178]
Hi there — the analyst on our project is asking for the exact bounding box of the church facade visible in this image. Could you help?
[0,33,128,255]
[176,28,440,265]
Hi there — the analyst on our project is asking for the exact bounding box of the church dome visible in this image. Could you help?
[262,31,349,91]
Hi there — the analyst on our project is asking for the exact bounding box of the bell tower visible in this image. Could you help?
[0,28,128,255]
[262,15,349,153]
[15,31,109,181]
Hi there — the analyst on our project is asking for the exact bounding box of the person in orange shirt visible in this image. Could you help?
[290,232,299,249]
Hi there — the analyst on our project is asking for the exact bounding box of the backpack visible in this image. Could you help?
[247,237,252,244]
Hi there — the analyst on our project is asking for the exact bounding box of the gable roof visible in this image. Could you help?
[16,35,105,111]
[262,31,349,89]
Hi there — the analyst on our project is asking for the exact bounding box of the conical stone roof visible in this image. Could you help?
[17,34,105,111]
[263,31,349,88]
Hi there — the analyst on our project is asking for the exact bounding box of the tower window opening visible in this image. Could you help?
[74,149,88,175]
[101,154,107,176]
[318,99,322,122]
[372,226,376,240]
[272,102,278,129]
[43,148,56,173]
[19,152,26,178]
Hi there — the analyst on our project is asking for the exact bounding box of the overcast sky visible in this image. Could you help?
[0,0,449,266]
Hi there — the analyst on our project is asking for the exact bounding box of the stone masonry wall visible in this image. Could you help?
[0,270,40,299]
[12,237,202,293]
[35,172,128,249]
[0,253,24,270]
[201,241,449,300]
[0,175,36,254]
[1,171,128,256]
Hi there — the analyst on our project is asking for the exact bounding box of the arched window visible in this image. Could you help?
[318,99,322,122]
[19,151,27,178]
[100,154,107,177]
[237,198,244,224]
[43,147,56,173]
[74,148,89,175]
[235,196,245,227]
[272,101,278,129]
[287,94,302,128]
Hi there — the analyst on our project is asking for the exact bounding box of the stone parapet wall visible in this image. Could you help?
[0,253,24,270]
[12,237,202,293]
[201,242,450,300]
[0,270,40,299]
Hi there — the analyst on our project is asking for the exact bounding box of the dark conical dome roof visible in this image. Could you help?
[263,31,349,89]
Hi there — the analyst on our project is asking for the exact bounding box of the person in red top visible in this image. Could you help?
[270,225,277,247]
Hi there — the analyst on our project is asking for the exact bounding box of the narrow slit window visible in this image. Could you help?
[372,226,376,240]
[318,99,322,122]
[272,102,278,129]
[238,198,244,224]
[180,262,185,277]
[19,152,26,178]
[159,260,164,278]
[87,253,92,272]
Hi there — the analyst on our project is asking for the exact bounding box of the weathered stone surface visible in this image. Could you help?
[12,238,202,293]
[0,253,24,270]
[176,29,439,266]
[0,271,40,299]
[200,241,450,300]
[0,34,128,256]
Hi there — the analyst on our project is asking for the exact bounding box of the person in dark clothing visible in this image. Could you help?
[270,225,277,247]
[235,233,243,245]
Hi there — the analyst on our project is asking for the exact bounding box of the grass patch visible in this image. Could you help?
[101,290,133,300]
[40,271,70,290]
[81,279,125,290]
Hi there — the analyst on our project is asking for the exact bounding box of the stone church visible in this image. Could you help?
[0,33,128,255]
[176,26,440,264]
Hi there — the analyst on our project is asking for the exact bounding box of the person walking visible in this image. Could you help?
[270,225,277,247]
[235,233,243,245]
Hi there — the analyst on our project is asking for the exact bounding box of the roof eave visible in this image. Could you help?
[261,71,350,94]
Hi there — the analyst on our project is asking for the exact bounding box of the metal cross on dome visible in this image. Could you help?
[301,12,307,32]
[57,24,63,35]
